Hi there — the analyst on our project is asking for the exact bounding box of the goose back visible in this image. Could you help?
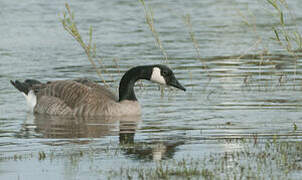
[32,79,139,116]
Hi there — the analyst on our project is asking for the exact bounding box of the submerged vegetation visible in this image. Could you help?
[3,138,302,179]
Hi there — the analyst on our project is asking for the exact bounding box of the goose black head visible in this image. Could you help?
[150,65,186,91]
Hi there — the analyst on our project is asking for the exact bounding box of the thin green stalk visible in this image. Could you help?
[60,3,108,87]
[183,14,207,69]
[139,0,168,64]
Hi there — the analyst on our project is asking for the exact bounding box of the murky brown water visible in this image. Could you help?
[1,0,302,179]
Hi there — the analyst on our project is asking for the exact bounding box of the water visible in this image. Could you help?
[1,0,302,179]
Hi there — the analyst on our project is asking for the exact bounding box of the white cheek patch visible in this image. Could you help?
[150,67,166,85]
[22,90,37,112]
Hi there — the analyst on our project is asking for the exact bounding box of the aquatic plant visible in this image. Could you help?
[2,138,302,179]
[237,0,302,90]
[267,0,302,87]
[38,151,46,160]
[183,14,208,70]
[267,0,302,51]
[60,3,109,87]
[139,0,168,64]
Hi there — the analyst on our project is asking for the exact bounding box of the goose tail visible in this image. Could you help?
[10,79,41,111]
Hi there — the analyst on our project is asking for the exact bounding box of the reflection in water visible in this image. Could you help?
[16,114,184,161]
[33,114,141,139]
[121,141,184,161]
[119,121,137,145]
[34,114,184,160]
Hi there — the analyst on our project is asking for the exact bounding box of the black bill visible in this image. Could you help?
[169,78,186,91]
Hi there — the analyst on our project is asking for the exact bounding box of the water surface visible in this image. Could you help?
[1,0,302,179]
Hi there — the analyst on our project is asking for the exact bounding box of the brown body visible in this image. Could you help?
[32,79,141,116]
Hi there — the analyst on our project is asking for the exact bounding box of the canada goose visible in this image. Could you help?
[10,64,185,116]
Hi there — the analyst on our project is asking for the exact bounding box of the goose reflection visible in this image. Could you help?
[33,114,141,140]
[120,141,184,161]
[20,114,184,161]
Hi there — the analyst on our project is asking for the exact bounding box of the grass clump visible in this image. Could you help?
[38,151,46,160]
[116,159,215,180]
[3,139,302,179]
[102,138,302,179]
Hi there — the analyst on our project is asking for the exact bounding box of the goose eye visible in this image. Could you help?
[162,71,168,76]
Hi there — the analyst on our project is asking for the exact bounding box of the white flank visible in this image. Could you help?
[22,90,37,112]
[150,67,166,85]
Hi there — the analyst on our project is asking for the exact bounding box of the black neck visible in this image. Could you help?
[119,65,153,101]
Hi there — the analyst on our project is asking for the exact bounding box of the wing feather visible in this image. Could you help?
[33,79,117,115]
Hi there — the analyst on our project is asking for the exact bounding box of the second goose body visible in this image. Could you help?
[11,64,186,116]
